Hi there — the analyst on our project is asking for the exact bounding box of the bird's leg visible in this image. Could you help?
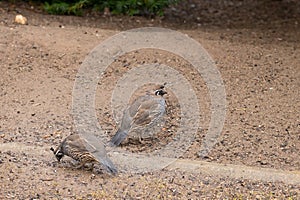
[86,163,95,171]
[75,161,86,169]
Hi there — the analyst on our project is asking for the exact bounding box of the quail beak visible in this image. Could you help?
[56,156,62,162]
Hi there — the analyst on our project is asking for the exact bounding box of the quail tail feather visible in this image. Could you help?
[100,157,118,175]
[110,129,128,146]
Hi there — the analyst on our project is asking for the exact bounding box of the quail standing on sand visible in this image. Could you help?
[51,134,117,175]
[110,85,167,146]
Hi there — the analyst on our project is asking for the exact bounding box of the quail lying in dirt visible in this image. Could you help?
[51,134,117,175]
[110,85,167,146]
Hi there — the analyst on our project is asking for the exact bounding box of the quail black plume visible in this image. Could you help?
[110,86,167,146]
[51,134,117,175]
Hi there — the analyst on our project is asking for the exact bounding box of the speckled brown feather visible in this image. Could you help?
[51,134,117,174]
[110,88,167,146]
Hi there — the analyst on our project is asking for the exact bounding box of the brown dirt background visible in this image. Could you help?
[0,0,299,199]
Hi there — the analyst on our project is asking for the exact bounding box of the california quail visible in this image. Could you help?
[50,134,117,175]
[110,86,167,146]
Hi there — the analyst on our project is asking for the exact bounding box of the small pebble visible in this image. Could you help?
[15,15,28,25]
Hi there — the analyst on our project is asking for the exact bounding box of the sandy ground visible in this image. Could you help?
[0,0,299,199]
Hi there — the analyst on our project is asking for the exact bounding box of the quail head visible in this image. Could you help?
[110,85,167,146]
[51,134,117,175]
